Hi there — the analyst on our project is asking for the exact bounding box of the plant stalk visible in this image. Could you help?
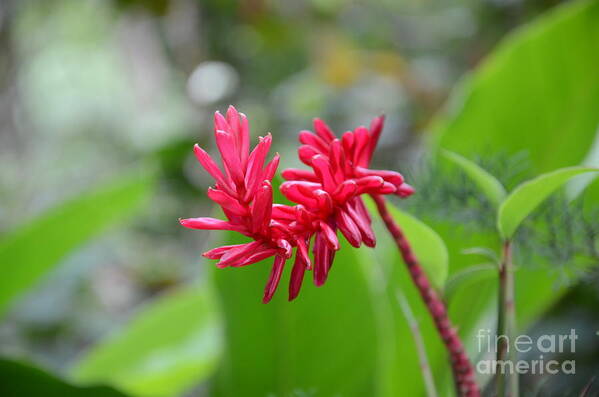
[496,240,518,397]
[371,194,480,397]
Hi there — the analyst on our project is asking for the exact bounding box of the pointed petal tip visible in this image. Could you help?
[262,295,273,304]
[314,279,325,287]
[364,238,376,248]
[397,183,415,198]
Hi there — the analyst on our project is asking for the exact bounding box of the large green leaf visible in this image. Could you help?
[441,150,506,208]
[497,166,599,239]
[210,232,378,397]
[0,358,127,397]
[0,170,154,317]
[434,0,599,175]
[70,283,221,397]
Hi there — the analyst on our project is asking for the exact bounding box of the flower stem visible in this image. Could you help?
[496,240,518,397]
[371,194,480,397]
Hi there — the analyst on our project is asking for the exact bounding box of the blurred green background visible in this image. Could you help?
[0,0,598,396]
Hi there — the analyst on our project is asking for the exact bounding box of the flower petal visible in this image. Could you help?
[239,112,250,167]
[379,182,397,195]
[341,131,355,155]
[193,144,235,195]
[336,210,362,247]
[179,217,246,233]
[251,181,273,235]
[329,139,347,183]
[271,204,296,221]
[203,244,242,259]
[217,240,267,267]
[313,118,336,142]
[367,115,385,162]
[397,183,415,198]
[299,130,329,153]
[298,145,321,165]
[346,203,376,247]
[288,252,307,301]
[354,197,372,224]
[277,239,293,258]
[296,237,312,269]
[207,188,247,216]
[310,155,336,192]
[280,181,320,207]
[332,180,358,203]
[226,106,241,145]
[233,247,279,267]
[313,233,335,286]
[215,130,245,187]
[356,175,384,195]
[263,153,280,182]
[263,255,287,303]
[353,126,371,167]
[318,220,340,250]
[281,168,318,182]
[244,134,272,199]
[213,111,230,133]
[313,189,333,214]
[356,166,404,187]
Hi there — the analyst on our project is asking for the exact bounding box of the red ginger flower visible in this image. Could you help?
[280,116,414,287]
[180,106,297,303]
[180,106,413,303]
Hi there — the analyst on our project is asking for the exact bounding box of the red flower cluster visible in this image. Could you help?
[180,106,413,302]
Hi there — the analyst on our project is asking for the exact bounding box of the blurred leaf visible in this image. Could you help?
[71,283,221,397]
[377,204,571,392]
[461,247,500,264]
[441,150,506,207]
[0,171,154,317]
[364,197,449,289]
[0,358,127,397]
[358,229,449,397]
[497,167,599,239]
[210,235,378,397]
[444,264,496,303]
[424,1,599,392]
[435,0,599,174]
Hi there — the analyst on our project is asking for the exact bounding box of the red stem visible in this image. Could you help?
[371,194,480,397]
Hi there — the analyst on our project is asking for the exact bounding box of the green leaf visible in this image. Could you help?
[444,264,496,303]
[435,0,599,174]
[429,1,599,388]
[497,166,599,239]
[70,283,222,397]
[363,197,449,289]
[210,240,378,397]
[357,213,497,397]
[0,170,154,317]
[0,358,127,397]
[441,150,506,207]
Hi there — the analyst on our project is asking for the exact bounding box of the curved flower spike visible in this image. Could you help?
[280,114,413,283]
[181,106,296,303]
